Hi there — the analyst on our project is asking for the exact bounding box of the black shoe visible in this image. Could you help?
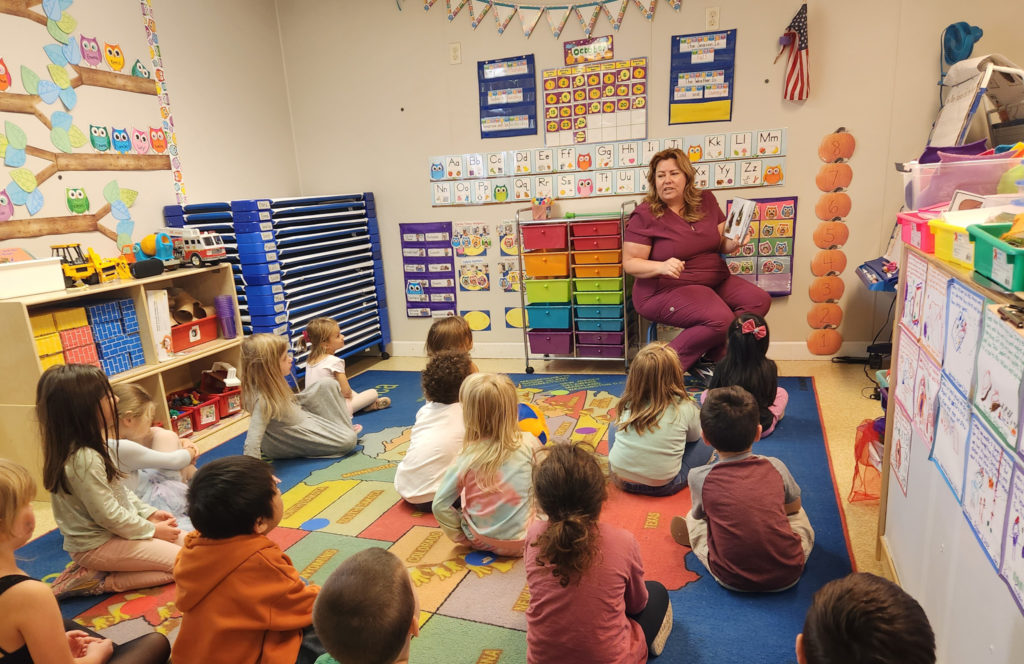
[686,363,714,388]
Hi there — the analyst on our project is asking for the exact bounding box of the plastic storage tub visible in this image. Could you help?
[570,220,620,236]
[968,223,1024,290]
[575,318,624,332]
[575,291,623,305]
[525,305,572,329]
[576,344,624,358]
[573,277,622,292]
[576,332,624,345]
[524,279,571,304]
[521,224,568,251]
[527,331,573,355]
[571,235,621,251]
[573,264,622,278]
[574,305,623,319]
[897,203,946,253]
[572,249,621,264]
[523,252,570,278]
[901,157,1022,210]
[929,218,975,269]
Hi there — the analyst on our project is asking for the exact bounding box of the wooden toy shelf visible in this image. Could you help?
[0,263,248,499]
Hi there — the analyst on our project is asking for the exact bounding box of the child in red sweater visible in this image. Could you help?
[173,456,324,664]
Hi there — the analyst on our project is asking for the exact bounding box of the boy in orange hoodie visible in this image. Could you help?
[173,455,324,664]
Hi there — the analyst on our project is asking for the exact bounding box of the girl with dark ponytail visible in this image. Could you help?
[525,444,673,663]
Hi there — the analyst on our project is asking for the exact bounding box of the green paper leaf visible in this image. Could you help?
[46,19,70,44]
[46,64,70,89]
[56,11,77,34]
[119,189,138,207]
[50,127,72,153]
[11,168,38,193]
[68,125,87,148]
[20,66,39,95]
[5,122,27,150]
[0,134,7,158]
[103,180,121,204]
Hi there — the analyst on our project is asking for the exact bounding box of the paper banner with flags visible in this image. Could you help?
[517,6,544,37]
[424,0,682,37]
[492,2,517,33]
[546,5,572,38]
[575,4,602,36]
[446,0,468,20]
[468,0,492,27]
[632,0,656,20]
[602,0,629,30]
[669,29,737,125]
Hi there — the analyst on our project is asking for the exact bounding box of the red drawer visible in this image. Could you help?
[576,332,624,345]
[570,220,620,237]
[571,235,621,251]
[521,224,568,251]
[576,344,624,358]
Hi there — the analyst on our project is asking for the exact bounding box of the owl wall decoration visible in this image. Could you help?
[90,125,110,152]
[687,145,703,162]
[577,153,592,170]
[763,165,784,185]
[130,59,150,78]
[111,127,130,154]
[131,128,150,154]
[494,184,508,202]
[0,190,13,221]
[577,178,593,196]
[149,127,167,153]
[104,43,124,71]
[429,162,444,180]
[66,187,90,214]
[0,59,11,92]
[80,37,101,67]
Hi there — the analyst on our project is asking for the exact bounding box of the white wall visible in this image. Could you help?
[274,0,1024,357]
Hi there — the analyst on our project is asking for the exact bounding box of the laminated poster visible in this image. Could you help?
[893,324,920,414]
[931,374,973,501]
[999,464,1024,612]
[963,414,1013,569]
[400,222,456,318]
[973,307,1024,450]
[497,258,522,292]
[458,257,490,292]
[900,251,928,339]
[890,403,913,496]
[452,222,492,257]
[943,278,985,396]
[911,350,942,443]
[497,221,519,256]
[921,269,949,361]
[724,196,796,296]
[669,29,737,124]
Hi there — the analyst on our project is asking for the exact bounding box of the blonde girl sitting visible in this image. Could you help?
[608,342,712,496]
[241,333,360,460]
[432,373,542,557]
[303,317,390,414]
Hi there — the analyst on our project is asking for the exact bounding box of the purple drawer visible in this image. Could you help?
[576,344,624,358]
[576,332,624,345]
[528,331,573,355]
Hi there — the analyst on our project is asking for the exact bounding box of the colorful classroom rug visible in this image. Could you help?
[20,372,851,664]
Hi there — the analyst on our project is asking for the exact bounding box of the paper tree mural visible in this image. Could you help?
[0,0,170,246]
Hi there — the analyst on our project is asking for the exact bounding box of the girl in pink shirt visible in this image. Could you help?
[525,444,673,663]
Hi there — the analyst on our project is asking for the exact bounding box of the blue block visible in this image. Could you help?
[129,349,146,367]
[95,333,133,359]
[91,320,124,341]
[85,301,121,324]
[100,352,132,376]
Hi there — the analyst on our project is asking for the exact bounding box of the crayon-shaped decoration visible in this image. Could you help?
[807,127,855,355]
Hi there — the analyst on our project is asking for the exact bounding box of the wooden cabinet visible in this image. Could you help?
[0,264,248,499]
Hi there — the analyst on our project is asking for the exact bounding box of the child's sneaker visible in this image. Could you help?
[669,515,691,547]
[649,602,674,657]
[50,562,107,599]
[367,397,391,411]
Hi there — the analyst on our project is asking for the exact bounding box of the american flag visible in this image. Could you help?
[778,4,809,100]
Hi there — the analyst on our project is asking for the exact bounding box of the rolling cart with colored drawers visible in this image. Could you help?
[515,206,635,373]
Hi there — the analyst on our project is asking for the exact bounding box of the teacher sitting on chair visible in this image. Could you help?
[623,148,771,381]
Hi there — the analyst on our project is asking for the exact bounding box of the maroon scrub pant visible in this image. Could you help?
[634,275,771,371]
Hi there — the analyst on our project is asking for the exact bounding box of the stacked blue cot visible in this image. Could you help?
[164,193,390,383]
[85,299,145,376]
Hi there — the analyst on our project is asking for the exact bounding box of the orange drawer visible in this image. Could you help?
[573,264,622,278]
[521,224,568,251]
[570,220,620,237]
[523,252,570,278]
[572,250,621,265]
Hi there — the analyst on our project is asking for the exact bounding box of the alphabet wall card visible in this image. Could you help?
[541,57,648,146]
[512,176,532,202]
[931,375,973,501]
[964,414,1013,569]
[557,147,577,171]
[669,29,736,124]
[921,270,950,360]
[478,54,536,139]
[615,169,635,194]
[535,148,554,172]
[894,325,920,412]
[999,466,1024,612]
[756,129,785,155]
[912,351,942,443]
[432,182,452,205]
[512,150,532,173]
[616,142,639,167]
[453,180,472,205]
[557,173,577,198]
[595,170,613,195]
[944,279,986,396]
[891,403,914,497]
[642,139,660,163]
[973,307,1024,450]
[595,144,614,168]
[486,152,508,176]
[724,196,798,296]
[466,153,485,178]
[535,175,554,199]
[458,257,490,291]
[472,180,493,204]
[453,222,492,257]
[730,131,752,157]
[900,252,929,339]
[400,222,455,318]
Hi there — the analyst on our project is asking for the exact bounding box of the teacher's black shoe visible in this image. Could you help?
[689,363,715,387]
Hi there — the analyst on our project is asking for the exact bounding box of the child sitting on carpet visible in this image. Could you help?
[525,444,672,663]
[112,383,199,531]
[669,386,815,592]
[173,455,325,664]
[241,333,360,460]
[608,342,711,496]
[706,313,788,438]
[797,573,935,664]
[303,317,391,415]
[0,458,171,664]
[425,316,477,372]
[433,373,542,557]
[38,364,184,600]
[312,548,419,664]
[394,351,473,508]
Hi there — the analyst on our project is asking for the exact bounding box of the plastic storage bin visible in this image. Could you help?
[521,224,568,251]
[575,318,624,332]
[524,279,571,304]
[573,277,622,292]
[570,220,620,236]
[968,223,1024,290]
[571,235,621,251]
[929,218,975,269]
[527,331,573,355]
[572,249,621,264]
[169,408,195,437]
[901,157,1021,210]
[577,344,624,358]
[523,252,570,277]
[897,203,946,253]
[171,315,219,352]
[576,332,624,345]
[574,305,623,319]
[575,291,623,305]
[573,264,622,278]
[525,305,572,329]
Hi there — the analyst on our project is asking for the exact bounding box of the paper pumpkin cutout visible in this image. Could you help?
[815,163,853,191]
[806,303,844,329]
[814,192,852,220]
[812,221,850,249]
[817,127,856,163]
[811,249,847,276]
[807,329,843,355]
[808,276,845,303]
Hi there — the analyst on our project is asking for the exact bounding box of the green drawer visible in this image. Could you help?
[524,279,571,304]
[572,277,623,292]
[574,291,624,305]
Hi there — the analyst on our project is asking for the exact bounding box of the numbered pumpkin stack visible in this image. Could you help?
[807,127,855,355]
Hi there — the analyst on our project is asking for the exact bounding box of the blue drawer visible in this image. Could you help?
[575,318,624,332]
[574,305,623,319]
[526,305,572,330]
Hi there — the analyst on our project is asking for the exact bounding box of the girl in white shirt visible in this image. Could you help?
[303,317,390,415]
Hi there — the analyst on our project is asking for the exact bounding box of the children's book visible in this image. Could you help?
[723,197,757,243]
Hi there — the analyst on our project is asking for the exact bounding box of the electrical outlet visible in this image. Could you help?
[706,6,720,30]
[448,42,462,65]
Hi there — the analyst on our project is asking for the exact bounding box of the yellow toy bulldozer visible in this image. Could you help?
[51,243,132,287]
